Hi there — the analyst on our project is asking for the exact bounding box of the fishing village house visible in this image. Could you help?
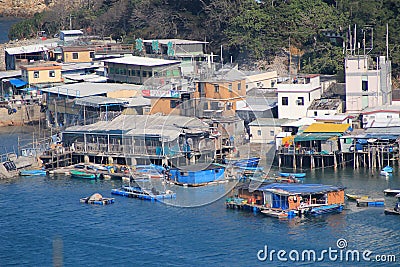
[60,114,212,167]
[103,56,181,85]
[345,55,392,113]
[20,62,63,87]
[143,39,210,76]
[248,118,292,144]
[244,70,278,91]
[39,82,143,127]
[306,98,343,117]
[60,46,96,63]
[361,105,400,128]
[59,30,84,44]
[4,42,57,70]
[277,74,322,119]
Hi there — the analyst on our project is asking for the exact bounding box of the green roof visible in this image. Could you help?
[294,133,340,142]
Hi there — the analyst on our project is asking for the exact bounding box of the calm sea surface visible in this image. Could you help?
[0,129,400,266]
[0,17,21,44]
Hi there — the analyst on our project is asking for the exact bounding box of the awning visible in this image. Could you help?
[9,78,27,88]
[303,123,350,133]
[294,133,340,142]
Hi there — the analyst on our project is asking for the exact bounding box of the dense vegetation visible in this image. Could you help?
[8,0,400,78]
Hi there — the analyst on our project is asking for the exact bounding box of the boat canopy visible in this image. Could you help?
[258,183,344,195]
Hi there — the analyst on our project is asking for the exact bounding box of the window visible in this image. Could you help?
[238,82,241,90]
[72,52,78,59]
[170,100,181,108]
[270,130,275,136]
[214,84,219,93]
[387,115,392,119]
[33,71,39,78]
[49,70,55,77]
[257,130,262,136]
[362,80,368,91]
[314,111,318,116]
[282,97,288,105]
[228,83,232,92]
[296,97,304,106]
[89,52,95,59]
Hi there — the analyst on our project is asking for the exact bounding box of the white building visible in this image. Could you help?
[248,118,291,143]
[59,30,84,42]
[277,75,322,119]
[306,98,343,117]
[345,55,392,112]
[361,104,400,128]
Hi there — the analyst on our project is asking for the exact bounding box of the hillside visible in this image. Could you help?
[5,0,400,78]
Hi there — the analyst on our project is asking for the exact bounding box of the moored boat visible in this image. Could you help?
[308,204,343,215]
[279,172,306,178]
[70,169,98,180]
[19,169,47,176]
[383,188,400,196]
[356,198,385,207]
[231,157,260,168]
[382,165,393,173]
[384,193,400,215]
[80,193,115,205]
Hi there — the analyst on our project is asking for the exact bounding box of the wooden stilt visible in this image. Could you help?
[333,153,337,169]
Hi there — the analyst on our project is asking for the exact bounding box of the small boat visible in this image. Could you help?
[231,157,260,168]
[111,185,176,201]
[345,194,369,201]
[19,169,47,176]
[261,209,296,219]
[383,189,400,196]
[356,198,385,207]
[279,172,306,178]
[70,170,98,180]
[80,193,114,205]
[307,204,343,215]
[382,165,393,173]
[384,193,400,215]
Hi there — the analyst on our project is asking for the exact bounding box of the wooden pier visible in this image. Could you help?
[277,146,399,170]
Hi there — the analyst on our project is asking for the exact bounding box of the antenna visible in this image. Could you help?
[386,23,389,61]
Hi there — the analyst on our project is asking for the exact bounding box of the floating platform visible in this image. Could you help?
[111,186,176,201]
[356,198,385,207]
[345,194,369,201]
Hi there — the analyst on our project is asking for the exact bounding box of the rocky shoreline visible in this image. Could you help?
[0,0,49,18]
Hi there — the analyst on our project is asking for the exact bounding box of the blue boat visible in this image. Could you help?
[111,185,176,201]
[382,165,393,173]
[279,172,306,178]
[231,157,260,168]
[169,163,225,186]
[19,169,47,176]
[308,204,344,215]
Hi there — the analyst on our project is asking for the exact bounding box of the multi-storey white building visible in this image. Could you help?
[345,55,392,112]
[277,75,322,119]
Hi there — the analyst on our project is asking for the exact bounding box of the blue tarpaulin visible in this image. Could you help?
[9,78,27,88]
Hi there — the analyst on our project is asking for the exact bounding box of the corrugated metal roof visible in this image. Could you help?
[102,56,180,66]
[63,114,209,137]
[40,82,141,98]
[281,118,316,127]
[5,43,57,55]
[303,123,350,133]
[249,118,291,126]
[258,183,343,195]
[74,96,128,107]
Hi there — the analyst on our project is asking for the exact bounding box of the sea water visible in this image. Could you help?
[0,130,400,266]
